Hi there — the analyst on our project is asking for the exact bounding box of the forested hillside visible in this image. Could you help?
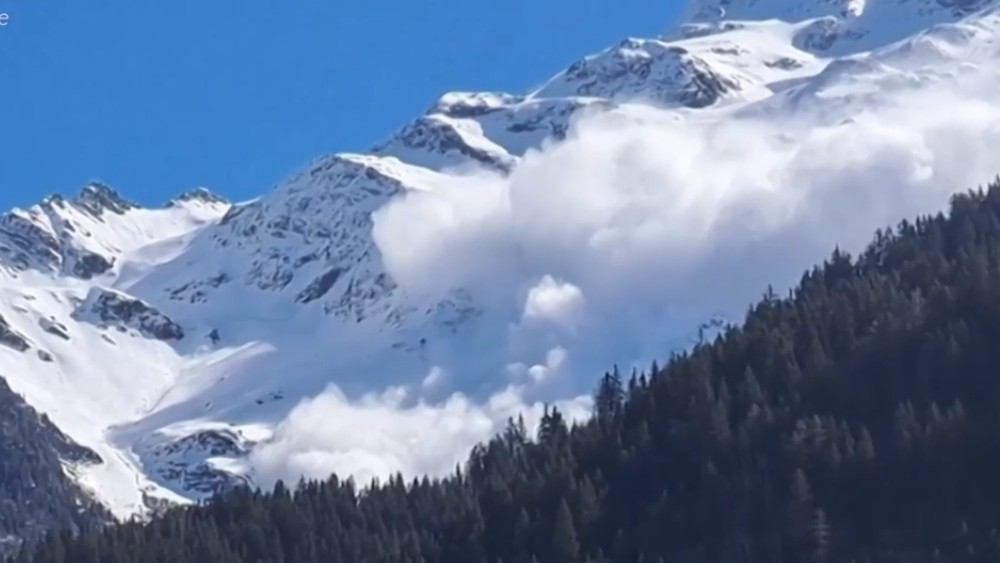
[0,378,108,553]
[22,180,1000,562]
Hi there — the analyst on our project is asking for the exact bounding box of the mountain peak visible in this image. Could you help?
[685,0,990,22]
[680,0,997,54]
[531,37,745,107]
[75,182,137,216]
[684,0,859,21]
[169,187,230,207]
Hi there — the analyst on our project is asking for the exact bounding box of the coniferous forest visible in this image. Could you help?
[22,181,1000,562]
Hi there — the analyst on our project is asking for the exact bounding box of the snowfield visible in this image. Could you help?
[5,0,1000,518]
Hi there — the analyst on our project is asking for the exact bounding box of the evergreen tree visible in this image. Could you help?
[551,499,580,563]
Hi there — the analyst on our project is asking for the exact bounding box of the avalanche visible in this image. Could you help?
[3,0,1000,519]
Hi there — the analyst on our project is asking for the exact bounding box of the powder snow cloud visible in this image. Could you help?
[250,62,1000,490]
[249,385,591,488]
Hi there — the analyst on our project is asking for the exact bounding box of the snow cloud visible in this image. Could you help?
[249,385,590,489]
[522,276,585,328]
[506,346,570,384]
[373,67,1000,375]
[253,62,1000,490]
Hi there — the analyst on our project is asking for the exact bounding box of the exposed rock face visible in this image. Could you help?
[0,315,30,352]
[74,183,137,217]
[427,91,526,118]
[39,318,70,341]
[196,155,417,324]
[683,0,997,54]
[75,289,184,341]
[0,184,124,280]
[141,429,252,496]
[0,182,223,284]
[170,188,230,207]
[536,38,744,108]
[372,116,517,173]
[166,273,231,304]
[426,94,614,156]
[296,267,346,304]
[0,209,63,274]
[70,252,114,280]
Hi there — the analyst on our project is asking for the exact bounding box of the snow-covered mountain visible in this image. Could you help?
[3,0,1000,520]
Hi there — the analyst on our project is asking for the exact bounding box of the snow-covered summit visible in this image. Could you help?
[681,0,998,54]
[533,37,757,107]
[3,0,1000,522]
[170,187,229,207]
[684,0,992,25]
[0,183,227,282]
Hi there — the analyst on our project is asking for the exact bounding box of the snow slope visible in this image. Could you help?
[3,0,1000,519]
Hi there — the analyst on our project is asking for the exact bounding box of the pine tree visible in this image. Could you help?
[856,426,876,462]
[786,468,815,557]
[594,369,624,421]
[551,499,580,562]
[811,508,831,563]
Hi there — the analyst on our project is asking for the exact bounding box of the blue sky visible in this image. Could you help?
[0,1,681,210]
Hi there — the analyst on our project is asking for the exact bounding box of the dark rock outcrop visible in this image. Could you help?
[373,116,516,173]
[70,252,114,280]
[39,318,69,341]
[296,267,345,304]
[74,183,137,217]
[0,315,29,352]
[147,429,252,497]
[549,39,741,108]
[75,289,184,341]
[169,188,230,207]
